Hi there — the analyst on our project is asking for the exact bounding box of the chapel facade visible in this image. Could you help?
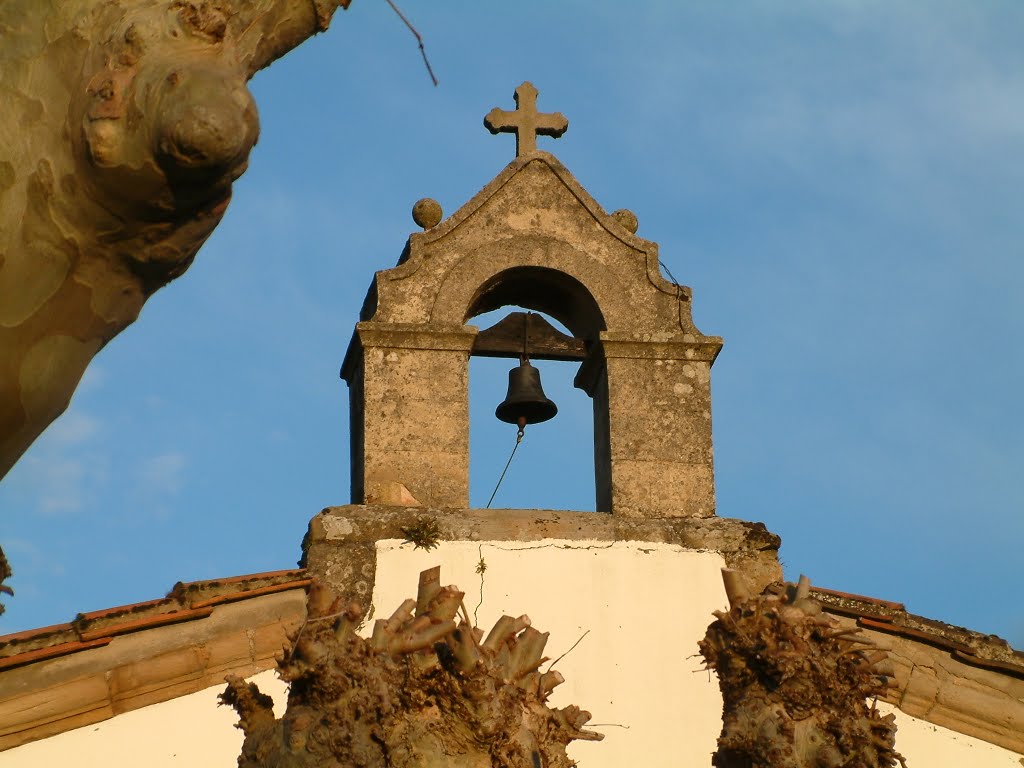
[0,83,1021,768]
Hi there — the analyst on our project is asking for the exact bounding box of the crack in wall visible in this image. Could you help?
[470,541,618,624]
[474,543,487,625]
[487,542,617,552]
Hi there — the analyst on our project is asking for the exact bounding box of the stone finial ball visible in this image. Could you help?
[611,209,639,234]
[412,198,443,229]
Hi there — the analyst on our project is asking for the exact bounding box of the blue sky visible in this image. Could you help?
[2,2,1022,647]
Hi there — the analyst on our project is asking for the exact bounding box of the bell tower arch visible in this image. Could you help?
[341,83,722,518]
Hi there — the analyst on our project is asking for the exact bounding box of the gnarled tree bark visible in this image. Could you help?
[0,0,350,481]
[223,567,602,767]
[700,571,906,768]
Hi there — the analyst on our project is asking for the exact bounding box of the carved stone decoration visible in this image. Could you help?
[222,567,602,768]
[699,571,906,768]
[343,86,723,517]
[412,197,443,229]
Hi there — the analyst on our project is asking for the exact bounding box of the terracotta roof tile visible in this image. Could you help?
[0,568,311,669]
[0,576,308,752]
[951,649,1024,680]
[72,596,180,637]
[857,617,976,655]
[814,584,1024,674]
[811,601,893,624]
[0,622,76,644]
[0,637,113,671]
[0,622,79,657]
[811,586,905,612]
[73,595,177,624]
[189,579,313,610]
[168,568,307,606]
[77,607,215,642]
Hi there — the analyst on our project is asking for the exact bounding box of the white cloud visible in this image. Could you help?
[136,451,187,498]
[33,456,89,514]
[629,4,1024,194]
[15,450,109,517]
[5,409,108,517]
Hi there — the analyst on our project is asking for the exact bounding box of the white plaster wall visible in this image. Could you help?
[0,669,286,768]
[877,702,1024,767]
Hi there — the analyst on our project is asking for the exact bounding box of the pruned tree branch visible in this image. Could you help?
[384,0,438,86]
[700,570,906,768]
[223,569,602,767]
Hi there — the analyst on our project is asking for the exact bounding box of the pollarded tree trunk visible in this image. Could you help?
[222,567,603,767]
[699,570,906,768]
[0,0,351,481]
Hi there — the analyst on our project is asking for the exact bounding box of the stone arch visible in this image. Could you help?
[460,267,605,510]
[464,266,606,340]
[425,233,659,338]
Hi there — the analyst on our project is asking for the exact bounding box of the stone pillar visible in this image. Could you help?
[582,333,721,518]
[343,322,477,508]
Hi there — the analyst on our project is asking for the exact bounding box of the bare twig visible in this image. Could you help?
[545,629,590,673]
[384,0,438,86]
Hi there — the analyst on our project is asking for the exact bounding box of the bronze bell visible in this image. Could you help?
[495,359,558,430]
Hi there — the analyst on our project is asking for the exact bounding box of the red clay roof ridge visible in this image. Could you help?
[0,568,310,663]
[72,596,180,636]
[813,585,1024,670]
[167,568,307,605]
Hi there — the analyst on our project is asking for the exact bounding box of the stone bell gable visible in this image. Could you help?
[343,85,722,518]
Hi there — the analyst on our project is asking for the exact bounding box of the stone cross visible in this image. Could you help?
[484,82,568,157]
